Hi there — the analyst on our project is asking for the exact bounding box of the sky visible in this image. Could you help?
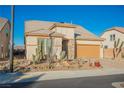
[0,5,124,46]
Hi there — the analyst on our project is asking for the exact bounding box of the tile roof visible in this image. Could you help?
[49,23,76,30]
[107,27,124,34]
[25,20,55,32]
[25,20,102,41]
[75,25,101,40]
[25,29,64,37]
[0,17,8,31]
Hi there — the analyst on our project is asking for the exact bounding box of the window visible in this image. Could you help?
[110,34,115,41]
[104,45,108,49]
[110,35,112,41]
[113,34,115,41]
[6,33,8,37]
[5,28,9,37]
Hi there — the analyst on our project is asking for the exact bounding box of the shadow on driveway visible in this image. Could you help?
[0,73,45,88]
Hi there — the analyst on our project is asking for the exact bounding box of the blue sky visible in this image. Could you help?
[0,5,124,46]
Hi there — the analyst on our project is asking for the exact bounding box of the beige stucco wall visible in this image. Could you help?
[101,30,124,48]
[26,45,37,60]
[25,36,38,60]
[26,36,62,60]
[56,27,75,39]
[26,36,37,45]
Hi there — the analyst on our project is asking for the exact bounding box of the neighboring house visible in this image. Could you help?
[25,20,104,61]
[101,27,124,59]
[0,17,10,59]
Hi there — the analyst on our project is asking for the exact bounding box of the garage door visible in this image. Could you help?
[77,44,100,58]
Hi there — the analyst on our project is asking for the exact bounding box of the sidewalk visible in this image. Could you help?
[1,68,124,84]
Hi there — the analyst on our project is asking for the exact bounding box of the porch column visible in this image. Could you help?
[68,39,75,60]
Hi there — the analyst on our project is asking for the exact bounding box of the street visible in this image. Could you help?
[0,74,124,88]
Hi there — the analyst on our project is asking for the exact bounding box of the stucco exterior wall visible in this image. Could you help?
[25,36,38,60]
[103,48,114,59]
[26,45,37,60]
[26,36,62,60]
[101,30,124,48]
[103,48,124,59]
[56,27,74,39]
[77,40,101,45]
[26,36,37,45]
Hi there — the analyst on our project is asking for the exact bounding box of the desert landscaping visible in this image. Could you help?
[0,58,124,73]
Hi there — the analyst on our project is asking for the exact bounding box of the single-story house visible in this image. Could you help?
[25,20,104,61]
[101,27,124,59]
[0,17,10,59]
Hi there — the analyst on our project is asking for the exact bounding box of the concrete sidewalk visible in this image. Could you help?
[1,68,124,84]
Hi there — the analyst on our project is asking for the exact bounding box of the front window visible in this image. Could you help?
[110,35,112,41]
[110,34,115,41]
[104,45,108,49]
[113,34,115,41]
[6,33,8,37]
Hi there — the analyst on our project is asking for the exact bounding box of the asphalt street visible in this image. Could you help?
[0,74,124,88]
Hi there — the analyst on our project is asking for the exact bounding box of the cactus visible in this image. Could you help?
[32,54,36,64]
[46,38,53,63]
[32,38,46,64]
[113,38,124,59]
[60,51,67,61]
[32,37,66,64]
[116,41,124,57]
